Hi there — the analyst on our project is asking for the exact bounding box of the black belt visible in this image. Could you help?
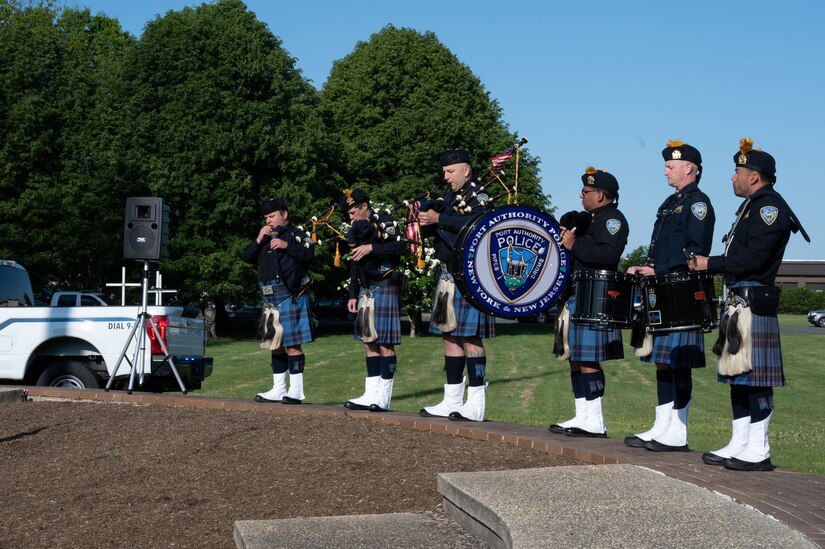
[726,285,780,315]
[727,287,753,300]
[369,277,401,287]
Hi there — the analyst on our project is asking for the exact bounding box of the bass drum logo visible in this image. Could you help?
[452,205,570,319]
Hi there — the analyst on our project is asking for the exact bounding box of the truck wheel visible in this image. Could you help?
[36,361,102,389]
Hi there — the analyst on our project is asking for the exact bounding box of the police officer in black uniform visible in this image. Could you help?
[339,188,406,412]
[625,139,715,451]
[551,167,629,437]
[242,198,315,404]
[691,138,808,471]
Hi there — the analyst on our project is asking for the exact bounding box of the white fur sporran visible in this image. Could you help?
[432,276,457,333]
[554,303,571,361]
[717,304,753,376]
[634,333,653,358]
[259,304,284,351]
[356,292,378,343]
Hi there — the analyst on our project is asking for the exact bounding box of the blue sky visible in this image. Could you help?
[69,0,824,260]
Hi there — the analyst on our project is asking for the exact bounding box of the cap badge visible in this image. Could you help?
[671,150,682,160]
[343,188,354,206]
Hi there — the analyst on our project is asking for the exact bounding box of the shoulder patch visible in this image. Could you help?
[606,218,622,235]
[691,202,708,221]
[760,206,778,226]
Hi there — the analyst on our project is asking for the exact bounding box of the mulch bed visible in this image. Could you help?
[0,399,580,547]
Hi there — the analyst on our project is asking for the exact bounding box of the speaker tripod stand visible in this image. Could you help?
[105,261,187,394]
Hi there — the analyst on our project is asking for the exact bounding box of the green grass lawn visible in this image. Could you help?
[199,314,824,477]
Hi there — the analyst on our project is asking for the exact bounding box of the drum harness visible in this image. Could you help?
[645,190,699,266]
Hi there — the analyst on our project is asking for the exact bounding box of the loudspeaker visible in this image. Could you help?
[123,197,170,261]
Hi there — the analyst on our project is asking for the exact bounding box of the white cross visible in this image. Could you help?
[105,267,178,306]
[152,271,177,305]
[105,267,141,306]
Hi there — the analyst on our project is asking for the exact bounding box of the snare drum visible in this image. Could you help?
[640,272,717,333]
[570,269,636,328]
[450,205,571,319]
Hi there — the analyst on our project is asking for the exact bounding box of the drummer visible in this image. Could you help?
[550,167,629,437]
[417,149,496,422]
[690,139,808,471]
[625,139,715,452]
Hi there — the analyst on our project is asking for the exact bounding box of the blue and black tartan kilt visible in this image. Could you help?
[429,277,495,339]
[260,282,314,348]
[567,296,624,362]
[640,328,706,368]
[354,284,402,345]
[717,309,785,387]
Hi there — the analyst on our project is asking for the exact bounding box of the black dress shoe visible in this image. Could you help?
[368,404,388,412]
[701,452,727,466]
[723,457,775,471]
[644,439,689,452]
[281,396,302,405]
[254,395,282,403]
[564,427,607,438]
[448,411,471,421]
[548,424,568,434]
[344,401,371,410]
[623,435,648,448]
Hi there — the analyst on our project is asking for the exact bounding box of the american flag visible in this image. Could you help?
[406,201,421,255]
[488,147,516,181]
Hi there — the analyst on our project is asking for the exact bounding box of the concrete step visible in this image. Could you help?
[438,464,815,548]
[234,511,487,548]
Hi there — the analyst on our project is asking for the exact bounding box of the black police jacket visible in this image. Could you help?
[242,224,314,295]
[647,182,715,274]
[420,184,487,263]
[570,203,629,272]
[347,211,406,300]
[707,185,802,285]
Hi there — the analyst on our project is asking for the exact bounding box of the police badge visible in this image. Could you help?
[606,219,621,235]
[691,202,708,221]
[452,205,570,319]
[760,206,778,225]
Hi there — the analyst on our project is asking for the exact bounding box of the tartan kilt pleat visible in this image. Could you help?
[261,286,314,347]
[717,309,785,387]
[430,284,495,339]
[354,284,402,345]
[640,328,706,368]
[567,296,624,362]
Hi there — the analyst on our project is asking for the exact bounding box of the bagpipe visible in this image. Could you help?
[446,136,528,214]
[301,138,531,271]
[360,138,530,268]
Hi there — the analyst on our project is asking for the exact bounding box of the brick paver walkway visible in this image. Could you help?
[23,386,825,547]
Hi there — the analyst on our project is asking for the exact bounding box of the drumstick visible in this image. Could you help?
[683,248,697,268]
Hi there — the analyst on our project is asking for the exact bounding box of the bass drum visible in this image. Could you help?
[450,205,571,319]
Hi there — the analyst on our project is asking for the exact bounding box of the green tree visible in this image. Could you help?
[320,26,551,328]
[0,1,134,291]
[619,245,648,272]
[111,0,341,303]
[320,25,548,209]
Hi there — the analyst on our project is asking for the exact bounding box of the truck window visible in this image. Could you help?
[81,295,103,306]
[0,262,34,306]
[55,295,76,307]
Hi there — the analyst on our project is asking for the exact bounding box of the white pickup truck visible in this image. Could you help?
[0,260,213,391]
[49,291,111,307]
